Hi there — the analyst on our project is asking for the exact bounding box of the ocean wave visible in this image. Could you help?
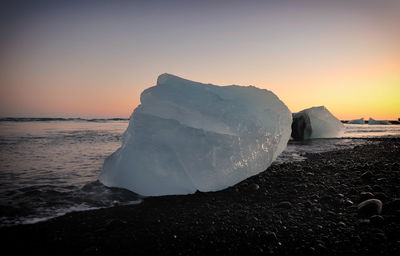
[0,181,142,227]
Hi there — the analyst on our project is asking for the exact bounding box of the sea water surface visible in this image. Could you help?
[0,119,399,226]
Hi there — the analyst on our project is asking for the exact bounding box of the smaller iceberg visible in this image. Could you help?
[348,118,364,124]
[368,118,390,125]
[291,106,344,140]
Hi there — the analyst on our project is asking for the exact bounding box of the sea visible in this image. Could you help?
[0,118,399,226]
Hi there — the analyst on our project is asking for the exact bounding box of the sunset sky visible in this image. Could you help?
[1,0,399,120]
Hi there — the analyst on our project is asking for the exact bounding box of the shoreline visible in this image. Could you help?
[0,138,399,255]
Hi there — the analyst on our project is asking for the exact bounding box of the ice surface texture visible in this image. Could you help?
[348,118,365,124]
[368,118,390,125]
[100,74,292,196]
[291,106,344,140]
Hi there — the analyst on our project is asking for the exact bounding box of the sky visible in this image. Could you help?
[1,0,399,120]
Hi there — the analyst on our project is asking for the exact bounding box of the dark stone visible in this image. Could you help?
[320,195,332,204]
[383,198,400,214]
[358,199,383,218]
[387,198,400,210]
[105,219,126,230]
[349,188,358,195]
[372,185,383,193]
[344,199,354,206]
[265,231,278,243]
[361,171,373,181]
[304,200,313,207]
[369,215,384,225]
[251,183,260,190]
[374,233,386,241]
[364,185,373,191]
[312,207,322,214]
[360,192,374,201]
[373,192,388,202]
[277,201,292,209]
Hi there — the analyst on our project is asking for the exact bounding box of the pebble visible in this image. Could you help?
[320,196,332,207]
[304,200,313,207]
[105,219,126,230]
[385,198,400,211]
[316,243,327,251]
[369,215,385,225]
[344,199,354,206]
[360,192,374,201]
[361,171,373,180]
[372,185,384,192]
[364,185,373,191]
[349,188,358,195]
[2,139,399,256]
[374,233,386,241]
[373,192,387,202]
[357,199,383,218]
[251,183,260,190]
[312,207,322,214]
[265,231,278,243]
[277,201,292,209]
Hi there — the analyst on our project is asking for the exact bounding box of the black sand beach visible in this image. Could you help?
[1,138,399,255]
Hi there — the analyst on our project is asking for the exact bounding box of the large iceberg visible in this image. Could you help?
[348,118,364,124]
[368,118,390,125]
[100,74,292,196]
[291,106,344,140]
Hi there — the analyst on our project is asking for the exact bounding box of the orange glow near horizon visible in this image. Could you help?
[1,60,399,120]
[270,57,400,120]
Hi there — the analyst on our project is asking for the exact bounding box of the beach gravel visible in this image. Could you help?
[0,138,399,255]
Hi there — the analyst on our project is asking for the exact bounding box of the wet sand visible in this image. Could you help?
[0,138,399,255]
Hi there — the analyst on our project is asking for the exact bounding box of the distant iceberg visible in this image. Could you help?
[100,74,292,196]
[348,118,364,124]
[291,106,344,140]
[368,118,390,125]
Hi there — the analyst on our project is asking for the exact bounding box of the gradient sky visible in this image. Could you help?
[1,0,399,120]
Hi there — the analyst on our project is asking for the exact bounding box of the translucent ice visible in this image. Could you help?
[348,118,364,124]
[291,106,344,140]
[99,74,292,196]
[368,118,390,125]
